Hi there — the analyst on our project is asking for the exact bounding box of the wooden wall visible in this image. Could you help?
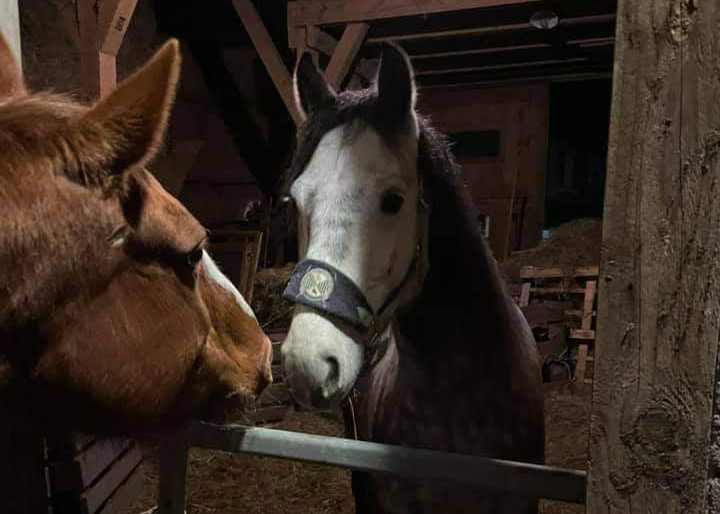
[418,83,549,260]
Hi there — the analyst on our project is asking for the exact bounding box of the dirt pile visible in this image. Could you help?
[502,218,602,283]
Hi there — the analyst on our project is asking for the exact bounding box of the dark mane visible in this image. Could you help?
[283,87,525,388]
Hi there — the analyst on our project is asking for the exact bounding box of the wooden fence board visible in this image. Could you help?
[48,438,133,493]
[80,444,142,514]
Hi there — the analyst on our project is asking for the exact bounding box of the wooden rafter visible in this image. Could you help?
[288,0,559,28]
[230,0,302,126]
[324,23,369,89]
[305,26,376,83]
[76,0,139,98]
[366,13,616,43]
[98,0,140,96]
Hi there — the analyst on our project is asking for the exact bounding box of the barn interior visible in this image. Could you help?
[6,1,616,513]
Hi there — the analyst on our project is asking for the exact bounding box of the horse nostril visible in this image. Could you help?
[324,355,340,384]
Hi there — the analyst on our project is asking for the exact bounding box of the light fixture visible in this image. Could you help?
[529,10,559,30]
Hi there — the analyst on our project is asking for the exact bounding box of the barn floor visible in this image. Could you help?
[122,385,590,514]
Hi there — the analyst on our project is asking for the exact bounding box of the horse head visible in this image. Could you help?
[281,44,428,410]
[0,35,271,432]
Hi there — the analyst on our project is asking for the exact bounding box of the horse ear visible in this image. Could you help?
[0,32,25,98]
[376,43,417,132]
[294,52,336,120]
[77,38,181,179]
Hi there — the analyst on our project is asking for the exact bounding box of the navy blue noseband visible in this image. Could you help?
[282,259,375,333]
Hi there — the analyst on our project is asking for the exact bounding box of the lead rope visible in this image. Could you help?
[347,390,359,441]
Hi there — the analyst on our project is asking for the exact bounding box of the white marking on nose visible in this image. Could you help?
[201,250,256,319]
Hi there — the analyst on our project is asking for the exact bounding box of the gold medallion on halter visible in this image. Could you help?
[299,268,334,301]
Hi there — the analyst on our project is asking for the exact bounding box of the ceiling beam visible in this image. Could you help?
[324,23,369,89]
[288,0,565,27]
[304,26,376,83]
[231,0,302,126]
[98,0,140,97]
[366,13,616,43]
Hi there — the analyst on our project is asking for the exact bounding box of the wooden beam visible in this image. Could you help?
[587,0,720,512]
[324,23,369,89]
[0,0,21,72]
[76,0,139,99]
[288,0,560,27]
[305,26,376,83]
[230,0,302,126]
[366,13,616,43]
[98,0,140,97]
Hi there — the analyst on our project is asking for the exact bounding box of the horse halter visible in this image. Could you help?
[282,185,430,374]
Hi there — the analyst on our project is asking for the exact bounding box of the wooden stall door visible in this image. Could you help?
[418,84,549,260]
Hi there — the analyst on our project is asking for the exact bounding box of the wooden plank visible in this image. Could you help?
[581,280,597,331]
[530,287,587,295]
[80,445,142,514]
[288,0,562,27]
[366,13,616,43]
[518,282,530,307]
[230,0,302,125]
[98,0,140,56]
[96,463,144,514]
[190,422,587,504]
[252,404,291,425]
[0,0,21,72]
[48,438,133,493]
[569,329,595,341]
[305,26,376,83]
[324,23,369,90]
[519,266,599,280]
[587,0,720,512]
[574,343,588,383]
[157,430,189,514]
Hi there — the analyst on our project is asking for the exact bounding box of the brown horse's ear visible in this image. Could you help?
[0,32,25,98]
[78,38,181,180]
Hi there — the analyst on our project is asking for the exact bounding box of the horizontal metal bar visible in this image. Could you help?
[190,422,586,504]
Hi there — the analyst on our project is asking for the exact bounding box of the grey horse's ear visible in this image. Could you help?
[293,52,337,120]
[375,43,417,131]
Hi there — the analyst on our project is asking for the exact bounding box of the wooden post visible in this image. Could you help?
[76,0,139,98]
[230,0,302,126]
[157,429,189,514]
[324,23,368,90]
[587,1,720,513]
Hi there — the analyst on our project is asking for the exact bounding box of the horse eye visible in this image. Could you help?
[381,193,404,214]
[187,246,204,267]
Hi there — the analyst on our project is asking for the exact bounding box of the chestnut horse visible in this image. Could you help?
[281,44,544,513]
[0,35,272,434]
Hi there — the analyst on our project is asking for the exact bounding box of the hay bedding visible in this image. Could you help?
[501,218,602,283]
[122,388,590,514]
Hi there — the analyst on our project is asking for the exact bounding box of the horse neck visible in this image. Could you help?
[394,178,519,375]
